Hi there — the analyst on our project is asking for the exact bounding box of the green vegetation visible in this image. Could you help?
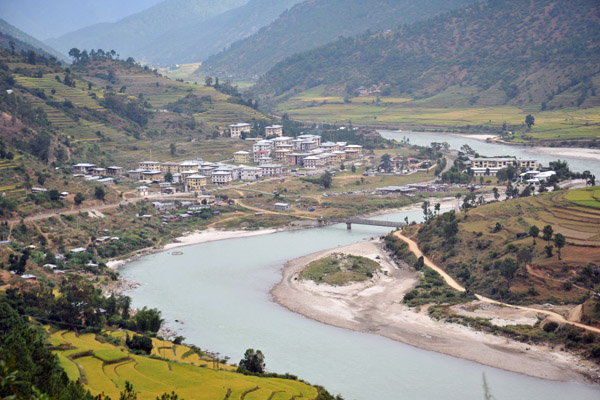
[565,187,600,208]
[300,253,380,285]
[404,189,600,315]
[45,326,319,399]
[257,0,600,116]
[201,0,476,79]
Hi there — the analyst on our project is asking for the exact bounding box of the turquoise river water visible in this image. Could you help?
[122,207,600,399]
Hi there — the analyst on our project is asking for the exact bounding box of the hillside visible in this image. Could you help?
[0,19,68,62]
[200,0,477,80]
[255,0,600,109]
[137,0,302,65]
[0,48,270,216]
[45,0,248,63]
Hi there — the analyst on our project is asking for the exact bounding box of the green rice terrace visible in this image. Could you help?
[47,328,318,399]
[300,253,381,285]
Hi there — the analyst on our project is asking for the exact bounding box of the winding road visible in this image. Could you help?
[393,231,600,334]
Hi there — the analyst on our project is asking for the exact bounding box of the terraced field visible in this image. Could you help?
[565,187,600,209]
[275,86,600,141]
[49,329,317,399]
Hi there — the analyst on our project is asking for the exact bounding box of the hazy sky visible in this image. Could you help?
[0,0,164,40]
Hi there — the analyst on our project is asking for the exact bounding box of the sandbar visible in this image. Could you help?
[272,239,600,383]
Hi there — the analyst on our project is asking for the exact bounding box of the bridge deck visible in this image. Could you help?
[326,218,405,228]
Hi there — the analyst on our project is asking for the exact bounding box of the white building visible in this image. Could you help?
[230,123,251,138]
[265,125,283,137]
[240,166,262,181]
[211,171,233,185]
[260,164,285,177]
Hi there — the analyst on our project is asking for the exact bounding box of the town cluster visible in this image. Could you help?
[70,124,364,193]
[468,157,556,184]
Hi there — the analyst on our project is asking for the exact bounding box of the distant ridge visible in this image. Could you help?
[255,0,600,109]
[0,19,68,62]
[45,0,248,62]
[199,0,478,79]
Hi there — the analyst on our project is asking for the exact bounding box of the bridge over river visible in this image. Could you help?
[320,217,405,230]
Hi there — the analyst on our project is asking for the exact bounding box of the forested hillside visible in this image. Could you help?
[46,0,247,62]
[255,0,600,109]
[200,0,477,79]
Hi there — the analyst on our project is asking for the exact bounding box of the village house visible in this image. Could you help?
[160,162,181,174]
[229,123,251,138]
[90,167,107,176]
[303,156,324,169]
[106,166,124,176]
[274,148,292,162]
[240,166,262,181]
[273,202,291,211]
[517,159,538,170]
[71,163,96,174]
[233,151,251,164]
[297,134,322,147]
[260,163,285,177]
[98,177,114,185]
[211,171,233,185]
[185,174,208,191]
[258,156,274,166]
[286,152,310,166]
[137,186,149,196]
[139,161,161,171]
[265,125,283,137]
[272,136,293,148]
[140,170,163,182]
[180,169,200,180]
[128,169,147,180]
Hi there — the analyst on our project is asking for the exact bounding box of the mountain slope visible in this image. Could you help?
[46,0,248,62]
[0,0,163,41]
[199,0,478,79]
[136,0,301,65]
[255,0,600,108]
[0,19,68,62]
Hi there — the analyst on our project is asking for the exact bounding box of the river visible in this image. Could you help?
[378,130,600,178]
[121,207,600,400]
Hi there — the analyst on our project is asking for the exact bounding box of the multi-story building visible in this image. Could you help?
[274,149,292,162]
[229,123,251,138]
[272,136,293,148]
[253,140,273,162]
[180,170,200,180]
[211,171,233,185]
[160,162,180,174]
[470,157,515,169]
[233,151,251,164]
[286,153,310,166]
[303,156,324,169]
[139,161,161,171]
[260,164,285,177]
[71,163,96,174]
[90,168,107,176]
[298,134,322,147]
[240,167,262,181]
[185,174,208,191]
[265,125,283,137]
[140,170,163,182]
[517,159,538,170]
[106,166,124,176]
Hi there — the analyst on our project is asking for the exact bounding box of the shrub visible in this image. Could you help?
[125,334,153,354]
[543,321,559,333]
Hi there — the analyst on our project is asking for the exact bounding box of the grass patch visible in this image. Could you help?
[300,253,380,285]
